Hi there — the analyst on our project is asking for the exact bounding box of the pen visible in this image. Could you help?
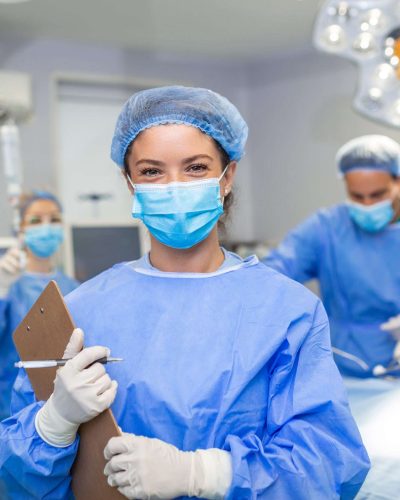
[14,357,123,369]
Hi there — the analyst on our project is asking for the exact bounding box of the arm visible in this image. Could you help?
[263,214,322,283]
[0,329,117,499]
[223,302,370,499]
[0,372,79,499]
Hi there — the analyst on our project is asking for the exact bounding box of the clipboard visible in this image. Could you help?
[13,280,124,499]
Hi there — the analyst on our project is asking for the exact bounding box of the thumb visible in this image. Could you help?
[63,328,84,359]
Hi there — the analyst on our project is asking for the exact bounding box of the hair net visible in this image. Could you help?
[110,85,248,167]
[19,190,62,220]
[336,135,400,177]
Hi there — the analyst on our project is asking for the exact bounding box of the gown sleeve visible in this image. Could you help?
[0,369,78,499]
[263,213,322,283]
[223,302,370,499]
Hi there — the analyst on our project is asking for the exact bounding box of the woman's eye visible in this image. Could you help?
[51,217,62,223]
[141,168,161,177]
[187,164,208,173]
[27,218,41,225]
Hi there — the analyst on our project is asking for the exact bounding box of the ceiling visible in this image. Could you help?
[0,0,323,59]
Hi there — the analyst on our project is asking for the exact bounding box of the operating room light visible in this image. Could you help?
[314,0,400,128]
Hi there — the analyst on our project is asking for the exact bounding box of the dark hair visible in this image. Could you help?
[123,137,235,233]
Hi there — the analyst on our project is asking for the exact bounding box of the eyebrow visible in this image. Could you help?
[135,154,213,167]
[350,188,389,198]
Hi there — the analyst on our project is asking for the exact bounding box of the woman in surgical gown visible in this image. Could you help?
[0,192,78,421]
[0,87,369,499]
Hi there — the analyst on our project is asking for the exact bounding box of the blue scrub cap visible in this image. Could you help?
[110,85,248,167]
[20,190,62,219]
[336,135,400,177]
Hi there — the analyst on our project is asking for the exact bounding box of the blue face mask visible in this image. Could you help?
[347,199,394,232]
[129,169,228,249]
[24,224,64,258]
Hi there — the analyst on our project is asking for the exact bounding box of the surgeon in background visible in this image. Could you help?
[0,86,368,499]
[0,191,79,420]
[264,135,400,378]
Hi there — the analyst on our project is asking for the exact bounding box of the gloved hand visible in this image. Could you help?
[381,315,400,341]
[0,247,24,297]
[35,328,118,447]
[103,434,232,500]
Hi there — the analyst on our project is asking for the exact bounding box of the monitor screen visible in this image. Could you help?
[70,225,143,283]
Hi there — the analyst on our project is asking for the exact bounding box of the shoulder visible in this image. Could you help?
[65,262,134,307]
[243,262,324,312]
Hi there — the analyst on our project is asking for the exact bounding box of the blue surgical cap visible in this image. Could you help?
[336,135,400,177]
[110,85,248,167]
[20,190,62,219]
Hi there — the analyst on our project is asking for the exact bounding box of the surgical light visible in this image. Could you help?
[314,0,400,128]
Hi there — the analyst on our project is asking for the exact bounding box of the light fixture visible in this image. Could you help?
[314,0,400,128]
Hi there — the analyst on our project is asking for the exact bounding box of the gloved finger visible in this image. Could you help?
[94,373,112,395]
[104,453,130,475]
[97,380,118,410]
[62,328,84,359]
[104,431,135,460]
[83,362,106,383]
[118,485,143,499]
[1,254,20,274]
[106,470,131,488]
[71,346,110,371]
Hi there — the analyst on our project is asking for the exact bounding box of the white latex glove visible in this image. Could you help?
[35,328,118,447]
[0,247,24,297]
[103,434,232,500]
[381,315,400,341]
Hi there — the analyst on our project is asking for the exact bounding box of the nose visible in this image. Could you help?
[361,197,376,207]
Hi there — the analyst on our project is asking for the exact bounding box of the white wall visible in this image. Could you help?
[247,50,400,244]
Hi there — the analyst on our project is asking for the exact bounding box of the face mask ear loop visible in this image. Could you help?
[219,164,231,206]
[218,164,230,182]
[126,174,135,191]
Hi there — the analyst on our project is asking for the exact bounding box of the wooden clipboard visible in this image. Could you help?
[13,280,124,499]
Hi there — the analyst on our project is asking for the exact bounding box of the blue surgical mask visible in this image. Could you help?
[129,168,228,249]
[24,224,64,258]
[347,199,394,232]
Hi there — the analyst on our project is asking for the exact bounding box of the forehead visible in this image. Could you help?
[345,170,393,187]
[130,124,218,157]
[23,199,61,218]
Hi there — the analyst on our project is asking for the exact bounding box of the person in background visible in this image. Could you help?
[0,191,79,420]
[0,87,369,499]
[264,135,400,378]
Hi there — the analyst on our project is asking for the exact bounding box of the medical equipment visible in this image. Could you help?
[14,357,123,369]
[128,168,228,249]
[332,346,400,377]
[0,71,32,235]
[313,1,400,128]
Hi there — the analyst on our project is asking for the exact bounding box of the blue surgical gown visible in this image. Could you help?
[264,203,400,378]
[0,255,369,499]
[0,271,79,420]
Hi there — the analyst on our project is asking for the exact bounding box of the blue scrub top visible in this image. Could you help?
[0,271,79,420]
[264,203,400,377]
[0,252,369,499]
